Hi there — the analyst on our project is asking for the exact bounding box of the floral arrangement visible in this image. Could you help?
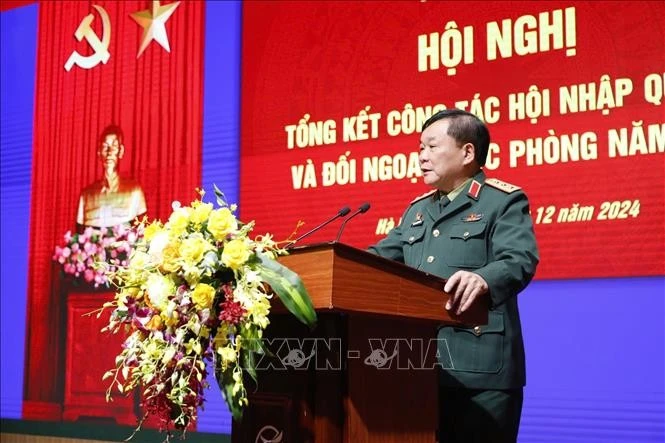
[53,225,139,288]
[99,187,316,438]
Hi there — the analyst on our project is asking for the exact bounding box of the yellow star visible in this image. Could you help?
[130,1,181,58]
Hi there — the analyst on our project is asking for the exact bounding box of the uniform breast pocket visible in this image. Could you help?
[445,222,488,268]
[401,227,426,266]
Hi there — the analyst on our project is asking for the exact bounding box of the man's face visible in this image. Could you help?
[419,119,469,192]
[99,133,123,169]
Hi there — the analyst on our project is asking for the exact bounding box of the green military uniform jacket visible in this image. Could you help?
[368,170,539,389]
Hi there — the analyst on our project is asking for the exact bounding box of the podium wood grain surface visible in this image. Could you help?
[278,242,487,325]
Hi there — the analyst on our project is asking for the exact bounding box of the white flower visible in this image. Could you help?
[244,269,261,284]
[145,274,175,311]
[148,231,170,260]
[128,250,150,269]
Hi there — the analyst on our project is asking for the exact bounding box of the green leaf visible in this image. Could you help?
[215,366,244,421]
[241,350,257,383]
[213,184,228,207]
[255,253,317,327]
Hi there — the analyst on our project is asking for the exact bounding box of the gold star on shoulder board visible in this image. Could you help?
[130,1,181,58]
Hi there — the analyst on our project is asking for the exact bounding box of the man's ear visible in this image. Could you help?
[118,143,125,159]
[462,142,476,165]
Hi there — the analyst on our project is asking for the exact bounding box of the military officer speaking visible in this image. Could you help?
[369,109,539,443]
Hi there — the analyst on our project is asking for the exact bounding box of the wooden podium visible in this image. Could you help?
[232,243,487,443]
[63,289,136,426]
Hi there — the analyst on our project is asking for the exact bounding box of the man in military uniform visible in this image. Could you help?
[76,124,146,229]
[369,109,539,443]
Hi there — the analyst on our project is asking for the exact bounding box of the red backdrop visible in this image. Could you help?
[240,1,665,279]
[23,0,203,418]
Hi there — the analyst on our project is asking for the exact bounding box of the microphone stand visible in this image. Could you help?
[285,206,350,249]
[335,203,371,243]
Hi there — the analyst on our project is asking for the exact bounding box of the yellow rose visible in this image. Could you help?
[160,241,181,273]
[207,208,238,241]
[167,207,191,235]
[179,234,211,265]
[191,283,216,310]
[190,201,213,225]
[221,239,251,270]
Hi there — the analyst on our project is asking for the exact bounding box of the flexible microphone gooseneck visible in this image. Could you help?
[335,202,371,243]
[285,206,351,248]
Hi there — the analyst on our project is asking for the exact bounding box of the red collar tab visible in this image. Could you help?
[467,180,482,200]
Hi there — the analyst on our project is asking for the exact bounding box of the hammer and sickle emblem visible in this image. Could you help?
[64,5,111,71]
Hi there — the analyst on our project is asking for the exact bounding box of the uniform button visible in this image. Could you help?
[473,326,482,336]
[408,236,415,243]
[433,229,440,237]
[463,231,470,238]
[426,256,435,263]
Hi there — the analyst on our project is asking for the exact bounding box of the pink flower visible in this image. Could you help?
[62,247,71,258]
[84,269,95,282]
[116,225,128,236]
[64,231,73,242]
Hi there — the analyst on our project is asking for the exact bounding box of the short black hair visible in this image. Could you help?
[99,124,124,145]
[421,109,490,166]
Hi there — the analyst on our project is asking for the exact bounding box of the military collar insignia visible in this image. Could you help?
[411,212,424,226]
[466,180,482,200]
[462,213,483,222]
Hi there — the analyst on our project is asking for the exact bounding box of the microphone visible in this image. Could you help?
[335,202,371,243]
[286,206,351,248]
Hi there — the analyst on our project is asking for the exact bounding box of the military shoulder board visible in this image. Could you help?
[410,189,437,204]
[485,178,520,193]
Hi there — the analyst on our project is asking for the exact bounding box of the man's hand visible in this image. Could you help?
[444,271,489,314]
